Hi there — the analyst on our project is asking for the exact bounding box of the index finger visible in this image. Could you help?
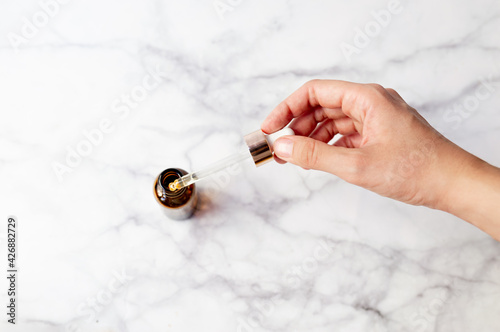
[261,79,359,134]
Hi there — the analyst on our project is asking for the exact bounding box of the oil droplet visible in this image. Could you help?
[169,180,179,192]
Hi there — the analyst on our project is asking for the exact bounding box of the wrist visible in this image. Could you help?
[421,138,473,212]
[433,144,500,240]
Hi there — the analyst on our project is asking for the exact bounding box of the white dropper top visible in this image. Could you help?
[169,128,295,191]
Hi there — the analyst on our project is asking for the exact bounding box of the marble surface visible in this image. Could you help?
[1,0,500,331]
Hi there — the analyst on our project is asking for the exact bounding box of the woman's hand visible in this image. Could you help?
[262,80,500,240]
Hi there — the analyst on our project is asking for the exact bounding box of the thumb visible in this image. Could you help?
[273,136,362,178]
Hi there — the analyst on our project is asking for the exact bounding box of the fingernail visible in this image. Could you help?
[274,138,293,159]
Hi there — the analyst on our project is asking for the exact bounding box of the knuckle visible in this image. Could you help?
[300,140,320,168]
[306,79,321,86]
[368,83,385,92]
[360,84,393,108]
[365,83,387,98]
[386,87,405,103]
[386,88,396,97]
[303,80,321,105]
[302,79,317,91]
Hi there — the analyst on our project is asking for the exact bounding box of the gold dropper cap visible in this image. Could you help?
[243,130,273,166]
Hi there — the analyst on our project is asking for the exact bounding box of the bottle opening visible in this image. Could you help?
[161,170,184,195]
[155,168,195,209]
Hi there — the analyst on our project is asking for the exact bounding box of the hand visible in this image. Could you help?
[262,80,500,239]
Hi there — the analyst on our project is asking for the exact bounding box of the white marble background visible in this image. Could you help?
[1,0,500,331]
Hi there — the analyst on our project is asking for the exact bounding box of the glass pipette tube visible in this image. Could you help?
[169,150,251,191]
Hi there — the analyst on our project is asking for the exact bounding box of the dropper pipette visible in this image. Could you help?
[168,128,295,192]
[169,150,251,191]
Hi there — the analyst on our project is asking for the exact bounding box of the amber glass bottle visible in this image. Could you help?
[153,168,197,220]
